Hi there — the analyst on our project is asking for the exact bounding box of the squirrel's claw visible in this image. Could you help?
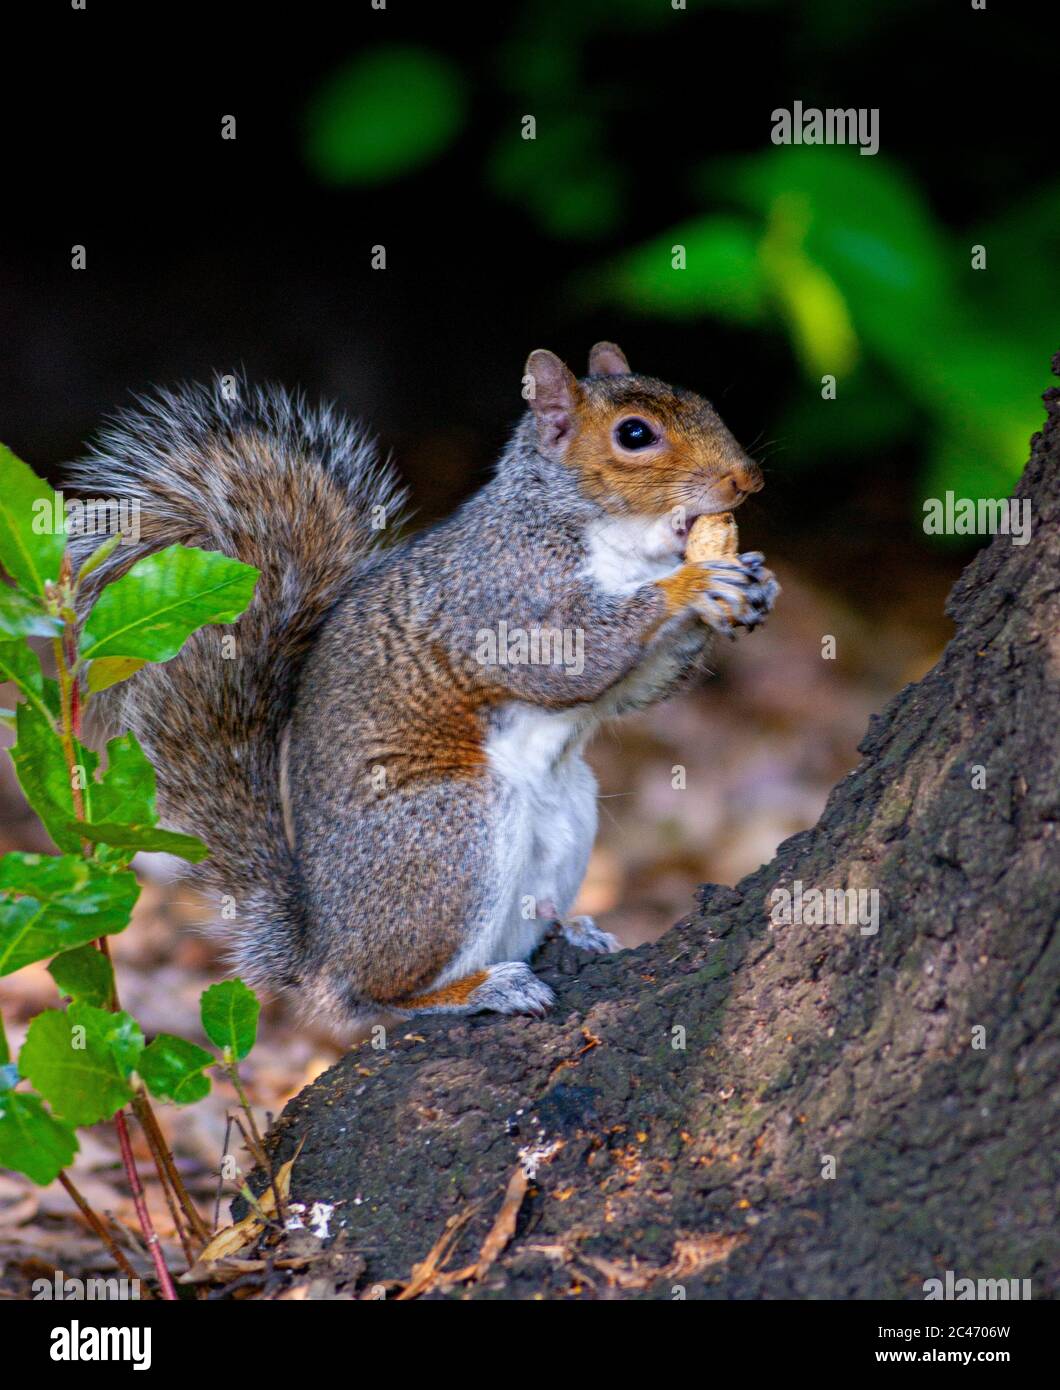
[692,554,780,636]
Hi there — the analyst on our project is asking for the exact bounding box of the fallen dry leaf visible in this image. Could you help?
[471,1165,529,1282]
[581,1232,748,1290]
[179,1257,266,1285]
[395,1204,478,1301]
[395,1146,550,1299]
[195,1157,295,1263]
[667,1232,748,1279]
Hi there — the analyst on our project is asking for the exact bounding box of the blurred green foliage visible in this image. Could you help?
[487,113,623,241]
[605,148,1058,500]
[303,46,466,185]
[301,8,1057,515]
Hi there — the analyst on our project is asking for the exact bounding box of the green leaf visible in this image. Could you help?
[698,148,952,356]
[0,1011,8,1067]
[0,445,67,597]
[304,46,466,185]
[0,851,99,899]
[19,1004,143,1126]
[11,722,186,868]
[79,544,259,663]
[91,733,158,828]
[86,656,147,693]
[200,980,260,1061]
[758,198,859,376]
[0,1090,78,1184]
[48,945,115,1008]
[139,1034,213,1105]
[72,821,209,863]
[602,214,767,323]
[0,853,138,975]
[9,703,81,854]
[0,640,58,724]
[488,111,621,241]
[0,585,62,639]
[75,533,122,587]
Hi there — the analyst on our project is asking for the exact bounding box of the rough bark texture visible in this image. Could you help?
[257,365,1060,1300]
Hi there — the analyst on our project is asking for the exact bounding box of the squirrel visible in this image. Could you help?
[68,342,778,1031]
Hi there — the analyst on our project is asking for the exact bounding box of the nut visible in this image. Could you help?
[686,512,738,562]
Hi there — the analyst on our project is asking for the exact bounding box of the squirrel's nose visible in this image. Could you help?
[723,457,764,496]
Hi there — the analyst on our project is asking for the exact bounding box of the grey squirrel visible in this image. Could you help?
[69,343,778,1030]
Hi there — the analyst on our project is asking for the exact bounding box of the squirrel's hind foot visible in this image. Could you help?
[551,914,621,954]
[390,961,555,1019]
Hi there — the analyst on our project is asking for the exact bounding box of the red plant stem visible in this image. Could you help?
[133,1090,211,1246]
[70,671,81,737]
[58,1170,148,1291]
[136,1112,195,1268]
[114,1108,177,1300]
[52,637,85,824]
[96,900,208,1246]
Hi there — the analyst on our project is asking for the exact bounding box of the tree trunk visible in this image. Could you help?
[258,362,1060,1300]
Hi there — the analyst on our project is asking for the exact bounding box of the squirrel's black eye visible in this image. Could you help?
[616,417,657,450]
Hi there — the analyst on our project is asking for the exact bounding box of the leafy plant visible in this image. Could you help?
[0,444,275,1297]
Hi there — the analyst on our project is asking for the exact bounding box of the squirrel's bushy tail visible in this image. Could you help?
[67,376,407,996]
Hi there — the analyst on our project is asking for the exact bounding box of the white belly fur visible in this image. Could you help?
[444,705,598,976]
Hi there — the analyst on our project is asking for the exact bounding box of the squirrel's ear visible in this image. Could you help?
[525,349,579,449]
[588,341,630,376]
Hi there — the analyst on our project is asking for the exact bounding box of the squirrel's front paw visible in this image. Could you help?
[691,551,779,637]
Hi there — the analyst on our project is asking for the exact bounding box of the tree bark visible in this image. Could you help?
[258,361,1060,1300]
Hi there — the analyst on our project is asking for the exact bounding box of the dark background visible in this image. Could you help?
[3,2,1054,586]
